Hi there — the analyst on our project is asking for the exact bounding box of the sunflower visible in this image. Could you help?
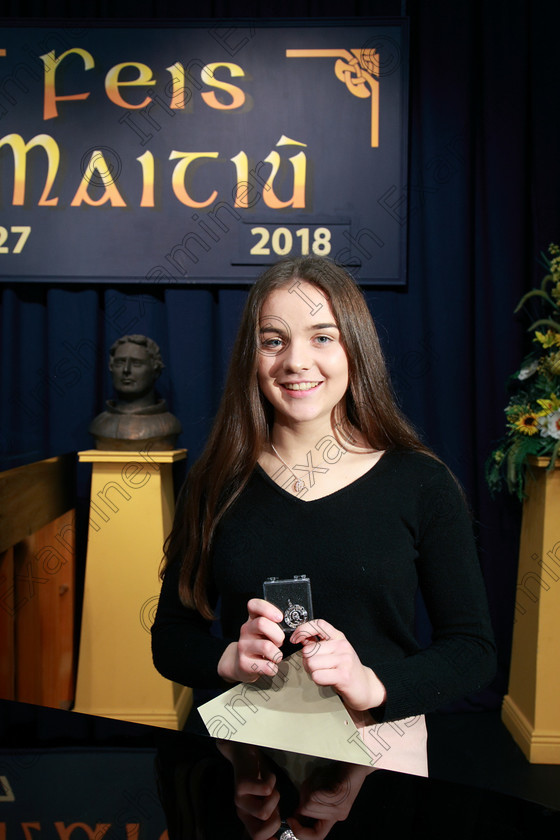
[513,413,540,435]
[486,242,560,499]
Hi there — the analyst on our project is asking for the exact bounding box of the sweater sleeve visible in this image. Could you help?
[372,464,497,721]
[151,559,233,689]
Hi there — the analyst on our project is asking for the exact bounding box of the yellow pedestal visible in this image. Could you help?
[502,458,560,763]
[73,449,192,729]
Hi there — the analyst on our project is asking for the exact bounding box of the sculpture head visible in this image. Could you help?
[108,335,164,407]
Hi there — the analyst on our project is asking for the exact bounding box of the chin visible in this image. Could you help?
[276,407,332,426]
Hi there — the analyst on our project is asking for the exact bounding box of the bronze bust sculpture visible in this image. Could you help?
[89,335,182,450]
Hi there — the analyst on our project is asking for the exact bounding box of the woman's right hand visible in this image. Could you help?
[217,598,285,683]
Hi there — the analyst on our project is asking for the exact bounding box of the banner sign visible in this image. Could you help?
[0,21,409,284]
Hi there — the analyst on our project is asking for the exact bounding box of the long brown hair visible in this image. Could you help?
[163,257,433,618]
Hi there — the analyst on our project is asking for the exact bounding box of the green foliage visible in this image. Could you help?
[486,244,560,501]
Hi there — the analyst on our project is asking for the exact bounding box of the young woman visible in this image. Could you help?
[151,256,496,775]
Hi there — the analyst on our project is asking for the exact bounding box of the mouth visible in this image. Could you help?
[280,381,322,392]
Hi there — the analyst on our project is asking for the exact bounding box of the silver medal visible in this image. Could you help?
[283,599,308,629]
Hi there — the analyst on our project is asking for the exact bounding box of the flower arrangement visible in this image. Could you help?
[486,243,560,500]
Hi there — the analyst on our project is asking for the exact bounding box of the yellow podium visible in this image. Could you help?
[502,458,560,763]
[74,449,192,729]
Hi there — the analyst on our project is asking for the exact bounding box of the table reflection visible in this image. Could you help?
[1,700,559,839]
[154,717,499,839]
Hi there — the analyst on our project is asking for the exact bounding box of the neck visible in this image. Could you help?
[270,417,343,457]
[269,410,370,458]
[114,392,158,413]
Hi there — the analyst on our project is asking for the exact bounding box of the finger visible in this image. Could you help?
[306,668,340,687]
[230,744,275,792]
[243,657,280,681]
[290,618,344,647]
[287,815,333,840]
[235,787,280,818]
[238,637,283,665]
[241,811,281,840]
[247,597,284,623]
[215,739,236,762]
[299,646,347,688]
[302,638,350,661]
[243,615,285,647]
[235,777,276,798]
[301,647,339,670]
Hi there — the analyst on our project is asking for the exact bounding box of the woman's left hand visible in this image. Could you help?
[290,619,386,712]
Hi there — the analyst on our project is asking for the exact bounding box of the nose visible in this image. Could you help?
[123,358,132,374]
[281,338,310,373]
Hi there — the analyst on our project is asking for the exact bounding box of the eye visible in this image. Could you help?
[314,335,333,345]
[260,336,284,349]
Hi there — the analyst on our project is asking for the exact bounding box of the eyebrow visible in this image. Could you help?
[259,325,287,334]
[258,322,339,333]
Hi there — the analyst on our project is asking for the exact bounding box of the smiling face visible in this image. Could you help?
[256,281,349,430]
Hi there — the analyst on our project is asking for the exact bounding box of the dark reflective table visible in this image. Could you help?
[1,700,559,839]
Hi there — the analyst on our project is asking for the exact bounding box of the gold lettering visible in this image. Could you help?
[21,825,41,840]
[70,150,126,207]
[262,137,307,209]
[200,62,246,110]
[137,150,154,207]
[54,823,111,840]
[169,151,219,207]
[0,133,59,205]
[105,62,155,109]
[166,61,188,109]
[231,150,249,207]
[40,48,94,120]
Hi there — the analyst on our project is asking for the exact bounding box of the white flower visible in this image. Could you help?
[538,410,560,439]
[518,359,539,380]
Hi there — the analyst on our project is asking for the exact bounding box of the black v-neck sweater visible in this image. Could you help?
[152,450,496,721]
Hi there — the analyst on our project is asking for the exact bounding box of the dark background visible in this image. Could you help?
[2,0,560,711]
[0,22,410,284]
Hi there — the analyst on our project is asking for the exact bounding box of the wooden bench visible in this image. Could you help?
[0,454,76,708]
